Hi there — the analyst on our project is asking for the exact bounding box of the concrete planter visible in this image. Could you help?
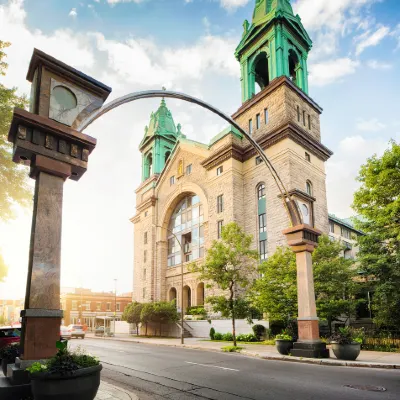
[275,339,294,355]
[331,343,361,361]
[30,364,102,400]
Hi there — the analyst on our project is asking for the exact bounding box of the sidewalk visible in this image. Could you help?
[0,370,138,400]
[87,333,400,369]
[96,381,138,400]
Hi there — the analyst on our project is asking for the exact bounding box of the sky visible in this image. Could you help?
[0,0,399,299]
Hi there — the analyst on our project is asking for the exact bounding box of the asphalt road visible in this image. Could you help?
[71,338,400,400]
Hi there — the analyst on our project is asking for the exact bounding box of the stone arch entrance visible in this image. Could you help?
[169,287,177,303]
[196,282,205,306]
[183,285,191,311]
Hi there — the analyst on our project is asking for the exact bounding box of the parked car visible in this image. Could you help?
[67,324,85,339]
[60,326,72,340]
[0,327,21,350]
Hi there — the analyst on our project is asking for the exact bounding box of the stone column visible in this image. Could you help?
[21,156,71,361]
[283,224,329,358]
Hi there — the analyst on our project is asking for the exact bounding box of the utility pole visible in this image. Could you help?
[114,279,117,335]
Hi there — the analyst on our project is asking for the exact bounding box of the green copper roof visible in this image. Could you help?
[209,125,243,146]
[140,98,178,148]
[253,0,294,26]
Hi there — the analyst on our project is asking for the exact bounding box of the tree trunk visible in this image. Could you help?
[160,322,162,337]
[230,285,236,347]
[136,324,139,336]
[145,323,148,336]
[328,316,332,336]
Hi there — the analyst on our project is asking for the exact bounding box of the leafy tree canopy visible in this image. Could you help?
[251,235,360,333]
[352,140,400,328]
[191,222,258,346]
[0,41,31,221]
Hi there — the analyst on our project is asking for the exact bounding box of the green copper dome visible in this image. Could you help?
[140,98,180,182]
[253,0,294,26]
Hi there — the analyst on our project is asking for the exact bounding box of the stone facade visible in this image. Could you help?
[131,76,332,307]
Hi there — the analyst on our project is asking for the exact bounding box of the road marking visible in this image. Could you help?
[185,361,239,372]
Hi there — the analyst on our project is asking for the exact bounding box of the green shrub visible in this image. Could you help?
[275,330,293,341]
[209,327,215,340]
[186,306,207,316]
[213,332,223,340]
[236,333,258,342]
[221,346,243,353]
[252,324,266,340]
[222,332,233,341]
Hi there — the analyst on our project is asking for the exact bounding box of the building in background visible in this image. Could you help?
[60,288,132,330]
[131,0,333,306]
[0,299,24,326]
[328,214,364,260]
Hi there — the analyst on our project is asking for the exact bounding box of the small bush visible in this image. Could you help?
[213,332,223,340]
[222,346,243,353]
[252,325,266,340]
[222,332,233,341]
[209,327,216,340]
[237,333,258,342]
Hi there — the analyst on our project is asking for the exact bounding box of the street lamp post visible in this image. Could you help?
[155,225,185,345]
[114,279,117,335]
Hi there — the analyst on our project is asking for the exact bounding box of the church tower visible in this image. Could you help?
[139,98,182,181]
[236,0,311,102]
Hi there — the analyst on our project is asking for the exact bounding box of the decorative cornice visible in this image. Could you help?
[279,188,316,203]
[136,196,157,213]
[242,122,333,162]
[232,76,323,118]
[201,143,244,170]
[135,174,159,194]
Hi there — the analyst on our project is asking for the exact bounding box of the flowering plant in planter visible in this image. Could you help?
[329,327,363,361]
[0,343,20,375]
[26,341,102,400]
[275,330,294,355]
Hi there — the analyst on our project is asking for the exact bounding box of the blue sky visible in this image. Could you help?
[0,0,399,298]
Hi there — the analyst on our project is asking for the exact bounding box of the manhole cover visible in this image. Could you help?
[344,385,387,392]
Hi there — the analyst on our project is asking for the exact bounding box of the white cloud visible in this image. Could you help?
[366,59,392,70]
[309,58,359,86]
[391,23,400,50]
[356,118,386,132]
[0,0,242,299]
[220,0,250,10]
[326,135,390,217]
[68,7,78,18]
[107,0,145,4]
[355,26,390,55]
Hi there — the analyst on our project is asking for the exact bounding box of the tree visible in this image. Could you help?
[313,235,360,334]
[0,41,31,221]
[251,235,360,334]
[352,140,400,328]
[251,246,297,323]
[152,301,179,337]
[122,302,143,335]
[191,222,258,347]
[140,303,154,336]
[0,253,8,283]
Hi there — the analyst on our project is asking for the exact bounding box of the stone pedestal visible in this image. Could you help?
[283,224,329,359]
[21,157,70,360]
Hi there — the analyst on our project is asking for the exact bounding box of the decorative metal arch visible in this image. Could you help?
[77,90,302,226]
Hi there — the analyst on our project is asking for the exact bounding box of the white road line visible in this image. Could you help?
[185,361,239,372]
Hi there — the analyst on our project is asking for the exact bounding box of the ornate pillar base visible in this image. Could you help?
[291,342,330,359]
[283,224,330,359]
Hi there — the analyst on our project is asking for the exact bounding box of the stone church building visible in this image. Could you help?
[131,0,333,308]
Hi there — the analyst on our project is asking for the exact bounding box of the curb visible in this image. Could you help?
[86,335,400,370]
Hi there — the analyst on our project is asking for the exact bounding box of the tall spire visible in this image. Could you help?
[235,0,312,102]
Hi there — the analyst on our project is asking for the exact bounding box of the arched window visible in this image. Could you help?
[251,52,269,96]
[288,49,300,87]
[167,195,204,267]
[165,151,171,164]
[300,203,310,225]
[169,287,177,303]
[306,181,313,196]
[144,153,153,180]
[257,183,266,200]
